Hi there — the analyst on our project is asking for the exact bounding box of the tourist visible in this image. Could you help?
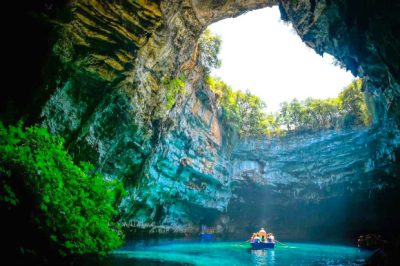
[250,233,256,243]
[259,227,267,240]
[267,233,275,243]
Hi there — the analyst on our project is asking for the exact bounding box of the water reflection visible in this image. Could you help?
[251,249,275,265]
[94,240,372,266]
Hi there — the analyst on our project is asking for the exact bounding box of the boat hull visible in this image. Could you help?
[251,242,275,249]
[200,233,213,240]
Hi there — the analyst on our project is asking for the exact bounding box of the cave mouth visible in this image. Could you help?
[194,5,398,247]
[208,6,356,113]
[199,5,373,138]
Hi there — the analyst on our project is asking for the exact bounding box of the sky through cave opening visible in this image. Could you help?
[208,6,356,112]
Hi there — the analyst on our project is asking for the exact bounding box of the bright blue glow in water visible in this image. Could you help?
[109,239,372,266]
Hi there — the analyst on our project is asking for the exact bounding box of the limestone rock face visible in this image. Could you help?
[2,0,400,237]
[228,127,400,239]
[233,128,400,192]
[118,76,233,233]
[35,0,275,233]
[279,0,400,126]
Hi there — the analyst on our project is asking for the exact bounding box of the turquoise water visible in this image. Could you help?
[104,239,372,266]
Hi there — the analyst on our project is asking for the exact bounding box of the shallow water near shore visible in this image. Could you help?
[92,239,373,266]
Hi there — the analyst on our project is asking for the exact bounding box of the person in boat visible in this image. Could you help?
[250,233,256,243]
[267,233,275,243]
[253,234,261,243]
[258,227,267,242]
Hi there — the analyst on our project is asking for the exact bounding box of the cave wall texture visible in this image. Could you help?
[1,0,399,240]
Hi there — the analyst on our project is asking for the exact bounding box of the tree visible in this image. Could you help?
[278,99,307,130]
[278,79,371,131]
[279,101,292,130]
[207,76,370,137]
[339,79,371,126]
[198,29,222,74]
[206,77,279,138]
[0,122,124,262]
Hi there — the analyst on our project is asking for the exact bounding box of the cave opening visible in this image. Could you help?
[208,6,356,112]
[193,4,399,247]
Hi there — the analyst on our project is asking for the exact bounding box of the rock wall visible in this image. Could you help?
[279,0,400,126]
[2,0,400,238]
[34,0,275,233]
[228,127,400,240]
[118,77,234,233]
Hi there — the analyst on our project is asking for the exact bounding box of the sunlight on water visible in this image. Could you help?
[109,240,372,266]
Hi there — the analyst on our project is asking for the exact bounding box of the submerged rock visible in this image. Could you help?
[358,234,385,250]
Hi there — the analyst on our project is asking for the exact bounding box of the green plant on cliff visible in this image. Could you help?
[235,90,275,137]
[0,122,124,260]
[279,97,342,130]
[207,77,371,137]
[278,79,371,131]
[207,76,241,137]
[163,74,186,110]
[200,30,370,136]
[339,79,371,126]
[198,29,222,74]
[207,77,281,138]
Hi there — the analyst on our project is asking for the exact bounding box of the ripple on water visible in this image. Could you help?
[106,241,372,266]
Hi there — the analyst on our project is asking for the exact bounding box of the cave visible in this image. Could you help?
[1,0,399,265]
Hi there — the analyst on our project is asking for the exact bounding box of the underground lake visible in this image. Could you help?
[81,239,373,266]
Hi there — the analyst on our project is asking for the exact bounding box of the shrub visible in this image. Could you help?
[198,29,222,74]
[0,122,124,259]
[207,77,371,138]
[163,74,186,110]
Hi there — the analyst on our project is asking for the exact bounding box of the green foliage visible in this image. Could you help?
[199,26,369,137]
[207,77,371,138]
[207,77,282,138]
[206,76,240,140]
[279,97,342,130]
[163,74,186,110]
[278,79,371,131]
[198,29,222,74]
[235,90,269,137]
[0,122,124,257]
[339,79,371,126]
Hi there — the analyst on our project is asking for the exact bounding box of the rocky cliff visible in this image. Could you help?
[2,0,400,239]
[229,127,400,240]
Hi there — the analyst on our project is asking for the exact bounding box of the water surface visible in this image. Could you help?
[101,239,372,266]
